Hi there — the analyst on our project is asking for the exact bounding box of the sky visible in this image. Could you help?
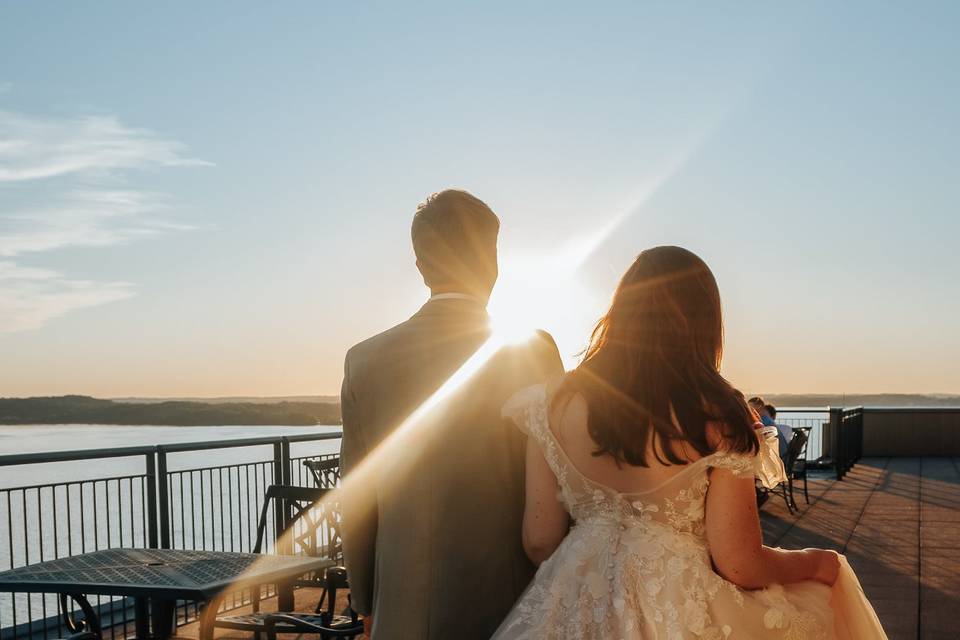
[0,2,958,398]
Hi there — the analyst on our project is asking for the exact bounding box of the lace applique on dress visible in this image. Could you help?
[706,450,760,477]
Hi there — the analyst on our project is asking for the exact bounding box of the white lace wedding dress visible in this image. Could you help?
[492,385,887,640]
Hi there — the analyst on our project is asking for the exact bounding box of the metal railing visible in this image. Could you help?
[772,409,830,462]
[772,408,865,478]
[0,433,341,640]
[833,407,864,480]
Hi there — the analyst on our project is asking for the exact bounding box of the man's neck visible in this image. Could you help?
[428,290,488,305]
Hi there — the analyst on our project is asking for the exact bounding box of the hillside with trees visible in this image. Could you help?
[0,396,341,426]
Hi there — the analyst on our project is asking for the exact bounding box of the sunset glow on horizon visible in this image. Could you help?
[1,3,959,398]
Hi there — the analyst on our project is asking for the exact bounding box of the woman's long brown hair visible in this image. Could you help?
[555,246,758,466]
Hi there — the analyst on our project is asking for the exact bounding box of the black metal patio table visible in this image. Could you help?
[0,547,333,640]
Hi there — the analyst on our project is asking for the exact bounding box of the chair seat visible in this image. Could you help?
[215,611,339,631]
[217,611,359,632]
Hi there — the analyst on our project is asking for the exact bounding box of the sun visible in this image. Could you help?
[488,247,601,368]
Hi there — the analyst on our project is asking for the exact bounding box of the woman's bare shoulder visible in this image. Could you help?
[543,373,569,400]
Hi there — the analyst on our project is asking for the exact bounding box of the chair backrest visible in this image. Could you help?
[303,457,341,490]
[252,484,334,557]
[785,429,809,471]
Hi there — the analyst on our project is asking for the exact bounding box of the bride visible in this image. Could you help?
[493,246,886,639]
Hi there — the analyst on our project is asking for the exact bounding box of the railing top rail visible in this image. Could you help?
[859,406,960,413]
[285,431,342,443]
[0,431,343,466]
[0,444,156,466]
[775,407,830,413]
[158,431,341,453]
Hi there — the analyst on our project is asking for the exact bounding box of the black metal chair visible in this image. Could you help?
[763,429,810,513]
[787,428,811,507]
[303,457,341,490]
[264,567,364,640]
[58,593,102,640]
[211,484,341,637]
[58,633,99,640]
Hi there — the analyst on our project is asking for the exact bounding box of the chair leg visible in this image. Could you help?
[802,472,809,504]
[199,596,223,640]
[251,584,263,640]
[315,586,328,614]
[780,486,794,514]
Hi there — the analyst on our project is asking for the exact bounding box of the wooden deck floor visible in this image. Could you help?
[174,457,960,640]
[761,457,960,640]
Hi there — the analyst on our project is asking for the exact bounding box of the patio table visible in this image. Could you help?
[0,547,333,640]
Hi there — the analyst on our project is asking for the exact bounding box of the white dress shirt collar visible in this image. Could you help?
[428,292,487,306]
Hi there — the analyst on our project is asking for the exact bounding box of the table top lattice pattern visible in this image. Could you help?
[0,548,331,599]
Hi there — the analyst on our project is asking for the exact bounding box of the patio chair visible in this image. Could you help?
[786,428,810,506]
[762,429,810,513]
[264,567,364,640]
[57,633,99,640]
[303,457,341,490]
[58,593,102,640]
[210,484,340,637]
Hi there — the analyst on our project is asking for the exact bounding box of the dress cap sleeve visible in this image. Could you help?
[707,450,761,478]
[708,442,787,489]
[501,384,548,437]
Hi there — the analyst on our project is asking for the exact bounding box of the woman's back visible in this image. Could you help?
[549,383,710,496]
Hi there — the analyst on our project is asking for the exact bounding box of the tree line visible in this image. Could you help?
[0,396,342,426]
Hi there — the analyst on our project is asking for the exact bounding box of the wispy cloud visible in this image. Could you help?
[0,189,193,257]
[0,261,133,332]
[0,111,209,182]
[0,108,208,332]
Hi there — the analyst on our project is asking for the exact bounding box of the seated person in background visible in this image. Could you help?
[766,403,794,460]
[749,396,789,459]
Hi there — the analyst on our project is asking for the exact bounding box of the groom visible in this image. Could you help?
[340,189,563,639]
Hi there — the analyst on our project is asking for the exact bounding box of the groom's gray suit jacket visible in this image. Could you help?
[340,297,563,640]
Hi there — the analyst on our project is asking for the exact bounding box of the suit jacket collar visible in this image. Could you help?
[415,295,489,321]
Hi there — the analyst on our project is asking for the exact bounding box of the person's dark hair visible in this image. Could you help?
[765,403,777,419]
[555,246,759,466]
[411,189,499,294]
[747,396,765,409]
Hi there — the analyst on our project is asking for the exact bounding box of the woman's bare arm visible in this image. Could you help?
[705,466,839,589]
[522,438,569,565]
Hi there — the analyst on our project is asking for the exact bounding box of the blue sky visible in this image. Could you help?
[1,2,958,397]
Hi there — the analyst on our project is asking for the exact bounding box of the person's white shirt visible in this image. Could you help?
[428,292,486,306]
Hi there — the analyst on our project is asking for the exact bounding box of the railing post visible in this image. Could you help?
[145,451,159,549]
[156,447,171,549]
[857,407,866,461]
[272,441,286,553]
[829,408,844,480]
[281,437,292,486]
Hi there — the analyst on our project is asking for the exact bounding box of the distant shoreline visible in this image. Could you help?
[3,393,959,427]
[0,396,341,427]
[758,393,960,408]
[0,423,339,428]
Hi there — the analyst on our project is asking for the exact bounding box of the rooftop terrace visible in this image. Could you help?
[1,409,958,640]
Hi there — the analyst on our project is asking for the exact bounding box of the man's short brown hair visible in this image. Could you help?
[411,189,500,292]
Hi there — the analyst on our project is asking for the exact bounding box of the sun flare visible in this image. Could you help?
[488,247,602,369]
